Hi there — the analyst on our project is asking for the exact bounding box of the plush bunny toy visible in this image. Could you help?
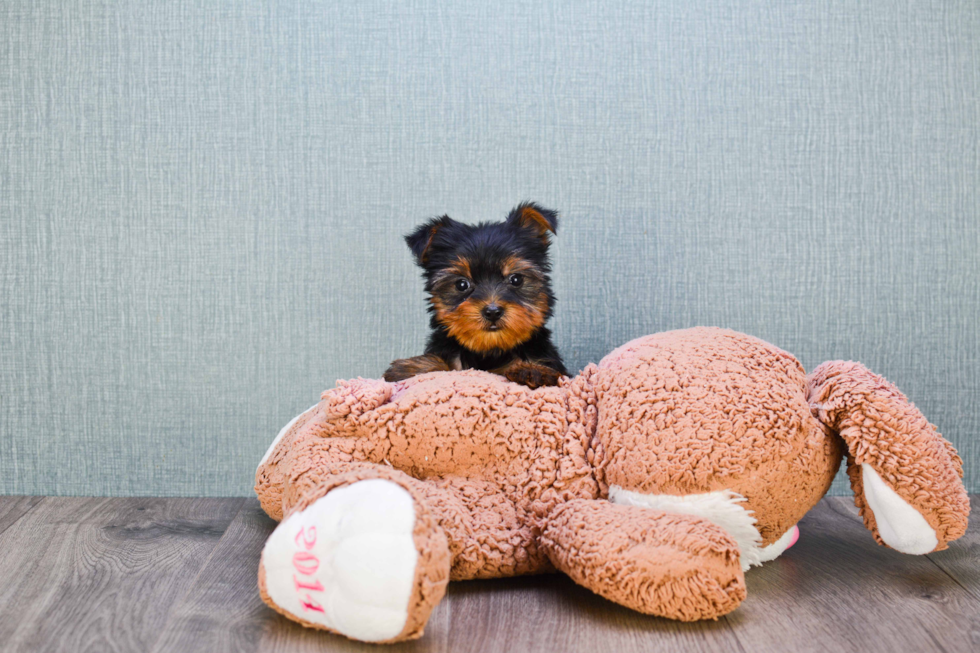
[254,327,968,644]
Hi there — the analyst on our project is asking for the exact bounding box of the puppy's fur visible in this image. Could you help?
[384,203,567,388]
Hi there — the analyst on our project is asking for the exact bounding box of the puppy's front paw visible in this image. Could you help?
[383,355,450,382]
[500,362,563,389]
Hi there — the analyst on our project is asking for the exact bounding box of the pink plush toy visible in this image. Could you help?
[255,327,969,644]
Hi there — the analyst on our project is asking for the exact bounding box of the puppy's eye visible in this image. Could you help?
[454,279,471,292]
[508,274,524,288]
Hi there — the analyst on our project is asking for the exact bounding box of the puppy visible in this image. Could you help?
[384,203,567,388]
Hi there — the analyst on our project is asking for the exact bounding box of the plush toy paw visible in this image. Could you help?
[258,479,448,642]
[541,499,747,621]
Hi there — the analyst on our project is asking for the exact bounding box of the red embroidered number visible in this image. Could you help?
[293,526,325,612]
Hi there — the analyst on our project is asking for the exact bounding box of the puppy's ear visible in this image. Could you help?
[405,216,456,265]
[506,202,558,242]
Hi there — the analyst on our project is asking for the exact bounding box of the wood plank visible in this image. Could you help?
[928,495,980,603]
[724,496,980,653]
[173,497,980,653]
[255,556,743,653]
[0,495,44,535]
[152,499,278,653]
[438,574,742,653]
[0,497,243,653]
[1,496,976,652]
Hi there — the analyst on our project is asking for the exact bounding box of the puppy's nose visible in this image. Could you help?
[481,304,504,323]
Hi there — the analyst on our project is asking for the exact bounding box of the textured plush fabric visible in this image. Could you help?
[2,1,979,497]
[255,327,968,640]
[596,329,842,545]
[256,370,601,579]
[541,499,746,621]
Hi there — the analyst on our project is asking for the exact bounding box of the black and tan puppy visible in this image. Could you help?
[384,203,567,388]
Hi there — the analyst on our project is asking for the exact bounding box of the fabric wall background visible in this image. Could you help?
[2,0,978,497]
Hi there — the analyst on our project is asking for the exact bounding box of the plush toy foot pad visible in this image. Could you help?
[259,479,423,642]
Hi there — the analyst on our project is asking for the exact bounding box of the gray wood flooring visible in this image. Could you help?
[0,495,976,653]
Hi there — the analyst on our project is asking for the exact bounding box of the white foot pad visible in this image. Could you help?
[262,479,419,642]
[861,464,938,554]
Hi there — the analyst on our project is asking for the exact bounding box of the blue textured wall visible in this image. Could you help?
[1,0,978,496]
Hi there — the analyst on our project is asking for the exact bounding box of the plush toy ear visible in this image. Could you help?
[405,216,457,265]
[506,202,558,242]
[807,361,969,553]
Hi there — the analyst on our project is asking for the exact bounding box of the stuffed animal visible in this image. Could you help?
[254,327,969,644]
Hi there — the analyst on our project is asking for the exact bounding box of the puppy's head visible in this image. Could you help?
[406,202,558,354]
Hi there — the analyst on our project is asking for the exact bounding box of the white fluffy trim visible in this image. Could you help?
[609,485,789,571]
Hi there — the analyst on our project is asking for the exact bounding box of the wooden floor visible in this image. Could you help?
[0,496,976,653]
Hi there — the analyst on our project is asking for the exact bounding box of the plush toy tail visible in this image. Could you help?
[807,361,969,553]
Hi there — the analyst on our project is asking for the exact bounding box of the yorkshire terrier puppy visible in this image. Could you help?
[384,202,568,389]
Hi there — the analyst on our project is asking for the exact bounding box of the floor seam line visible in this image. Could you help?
[146,496,248,653]
[923,553,976,601]
[0,496,47,537]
